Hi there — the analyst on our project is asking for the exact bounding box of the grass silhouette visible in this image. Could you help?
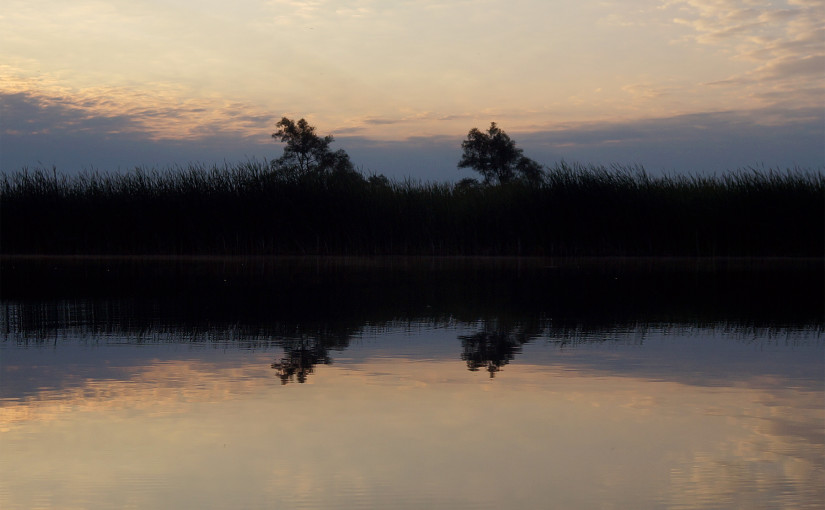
[1,161,822,256]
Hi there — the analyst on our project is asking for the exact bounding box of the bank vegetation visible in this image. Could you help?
[1,162,822,256]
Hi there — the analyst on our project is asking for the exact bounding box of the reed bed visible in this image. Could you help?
[1,161,822,256]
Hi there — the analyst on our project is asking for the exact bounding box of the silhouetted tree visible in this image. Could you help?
[458,122,543,185]
[454,177,482,193]
[272,117,355,177]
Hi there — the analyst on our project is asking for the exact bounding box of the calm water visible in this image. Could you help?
[1,257,823,509]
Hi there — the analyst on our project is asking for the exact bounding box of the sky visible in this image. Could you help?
[1,0,823,181]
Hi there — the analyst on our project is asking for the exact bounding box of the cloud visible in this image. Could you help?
[0,91,141,137]
[338,107,824,180]
[0,90,277,172]
[666,0,825,107]
[0,79,277,141]
[363,118,403,125]
[2,89,822,180]
[516,107,825,173]
[760,54,825,79]
[621,83,676,100]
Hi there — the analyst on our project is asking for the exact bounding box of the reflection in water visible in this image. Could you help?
[272,337,333,384]
[459,320,542,377]
[3,299,822,388]
[2,256,822,331]
[1,330,822,510]
[1,257,823,509]
[267,326,353,384]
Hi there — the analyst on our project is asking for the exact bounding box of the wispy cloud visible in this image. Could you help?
[515,106,824,172]
[3,88,822,178]
[665,0,824,108]
[362,118,403,125]
[0,75,276,141]
[1,0,822,175]
[0,90,280,172]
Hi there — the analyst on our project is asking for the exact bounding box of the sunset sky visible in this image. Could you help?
[1,0,823,180]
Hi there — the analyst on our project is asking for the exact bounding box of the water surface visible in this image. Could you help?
[1,257,822,509]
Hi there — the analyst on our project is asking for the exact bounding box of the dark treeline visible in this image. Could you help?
[1,162,822,256]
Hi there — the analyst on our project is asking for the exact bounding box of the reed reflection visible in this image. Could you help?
[3,303,822,389]
[2,257,823,387]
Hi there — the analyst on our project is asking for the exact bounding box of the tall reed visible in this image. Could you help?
[1,161,822,256]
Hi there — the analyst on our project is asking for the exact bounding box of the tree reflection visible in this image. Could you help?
[459,321,542,378]
[270,327,353,384]
[271,338,330,384]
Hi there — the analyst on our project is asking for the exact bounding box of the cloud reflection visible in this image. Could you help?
[1,349,822,509]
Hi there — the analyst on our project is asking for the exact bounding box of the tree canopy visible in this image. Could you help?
[458,122,543,185]
[271,117,355,177]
